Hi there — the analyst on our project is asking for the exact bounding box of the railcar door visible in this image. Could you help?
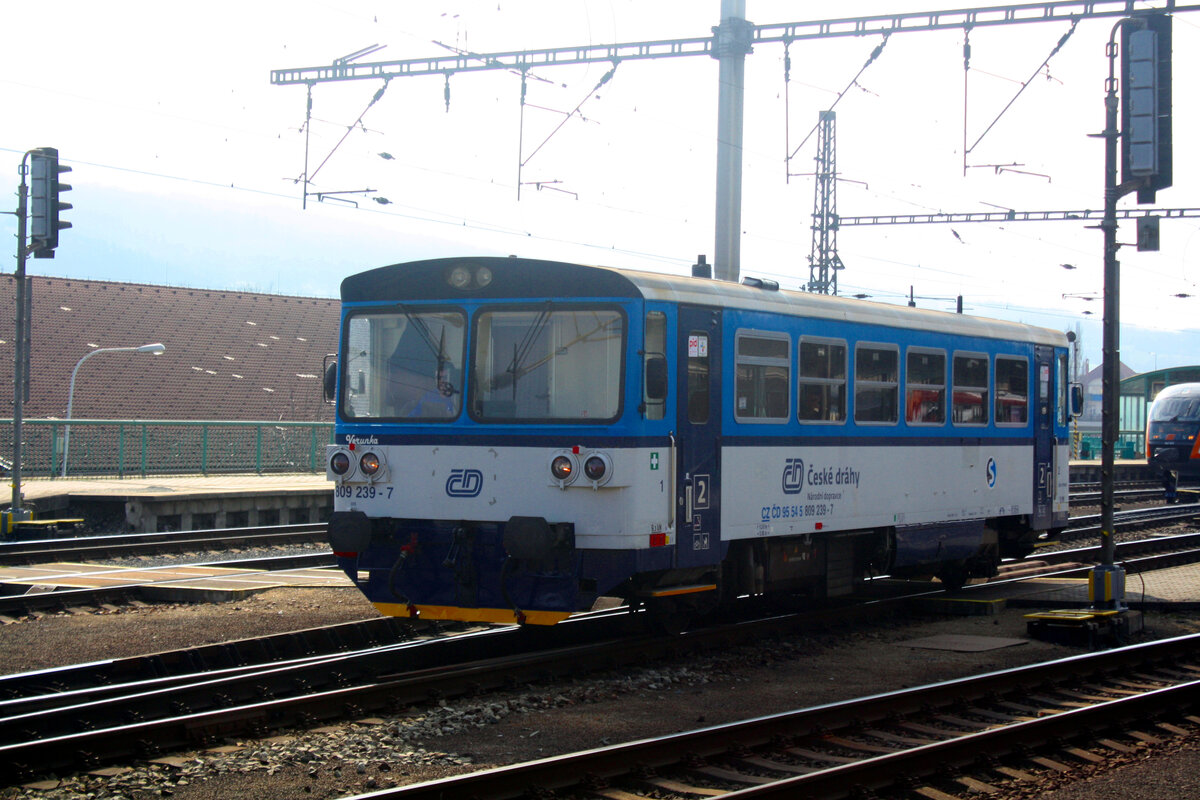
[675,306,722,568]
[1032,346,1055,529]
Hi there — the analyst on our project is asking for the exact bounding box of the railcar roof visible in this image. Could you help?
[344,257,1066,348]
[1151,383,1200,401]
[605,263,1065,347]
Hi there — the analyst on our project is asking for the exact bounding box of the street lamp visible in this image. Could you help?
[61,343,166,478]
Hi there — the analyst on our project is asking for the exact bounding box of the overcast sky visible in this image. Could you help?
[3,1,1199,374]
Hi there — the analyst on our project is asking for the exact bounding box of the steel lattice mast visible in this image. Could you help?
[806,111,845,294]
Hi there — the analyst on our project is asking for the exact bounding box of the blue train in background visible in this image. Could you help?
[1147,383,1200,497]
[324,257,1078,628]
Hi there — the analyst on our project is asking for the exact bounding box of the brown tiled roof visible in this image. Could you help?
[0,275,338,422]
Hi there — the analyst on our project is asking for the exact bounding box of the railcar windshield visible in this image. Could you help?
[471,306,625,422]
[342,308,466,420]
[1150,393,1200,423]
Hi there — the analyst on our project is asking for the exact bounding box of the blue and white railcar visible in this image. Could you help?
[325,257,1074,626]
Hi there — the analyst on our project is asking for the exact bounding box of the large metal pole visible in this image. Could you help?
[10,155,31,531]
[1093,22,1125,608]
[713,0,752,283]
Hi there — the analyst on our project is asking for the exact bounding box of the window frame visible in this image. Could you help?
[468,302,627,425]
[951,351,990,427]
[904,346,947,427]
[994,355,1030,427]
[733,328,792,423]
[340,304,468,424]
[798,336,848,425]
[853,341,900,426]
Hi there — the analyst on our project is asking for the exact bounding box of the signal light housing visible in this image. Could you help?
[29,147,72,259]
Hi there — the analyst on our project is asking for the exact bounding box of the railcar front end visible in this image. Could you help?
[1147,383,1200,483]
[325,259,678,625]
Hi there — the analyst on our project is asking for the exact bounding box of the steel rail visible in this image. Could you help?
[1061,501,1200,540]
[0,616,421,702]
[8,528,1192,710]
[0,610,628,735]
[0,552,337,617]
[0,523,325,564]
[3,530,1200,781]
[1068,487,1163,506]
[0,610,658,782]
[350,633,1200,800]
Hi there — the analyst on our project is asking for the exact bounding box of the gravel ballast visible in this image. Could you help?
[2,586,1199,800]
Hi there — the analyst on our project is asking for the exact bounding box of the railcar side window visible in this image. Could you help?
[472,307,624,422]
[995,356,1029,425]
[735,331,790,421]
[687,331,710,424]
[952,353,990,425]
[798,338,846,422]
[643,311,667,420]
[854,343,899,424]
[905,349,946,425]
[343,309,466,421]
[1056,354,1069,426]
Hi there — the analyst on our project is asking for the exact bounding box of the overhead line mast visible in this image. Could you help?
[271,0,1197,282]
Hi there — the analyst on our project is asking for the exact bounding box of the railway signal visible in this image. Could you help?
[28,147,72,259]
[1121,13,1172,204]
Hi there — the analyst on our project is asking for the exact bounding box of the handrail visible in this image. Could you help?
[0,419,334,479]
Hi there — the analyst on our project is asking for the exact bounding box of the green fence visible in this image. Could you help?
[1,419,335,478]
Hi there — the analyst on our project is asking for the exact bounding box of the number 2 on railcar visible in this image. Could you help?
[324,257,1080,627]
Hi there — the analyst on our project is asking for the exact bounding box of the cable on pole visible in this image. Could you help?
[786,34,889,167]
[309,79,390,185]
[965,19,1079,163]
[517,61,619,200]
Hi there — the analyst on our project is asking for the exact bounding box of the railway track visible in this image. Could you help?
[1055,501,1200,545]
[0,608,642,783]
[360,633,1200,800]
[0,551,336,618]
[4,525,1200,785]
[0,522,325,565]
[1068,486,1164,506]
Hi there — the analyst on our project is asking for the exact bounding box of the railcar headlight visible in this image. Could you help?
[582,452,613,486]
[330,451,351,475]
[584,455,607,481]
[448,265,472,289]
[551,455,574,481]
[475,266,493,287]
[360,452,381,476]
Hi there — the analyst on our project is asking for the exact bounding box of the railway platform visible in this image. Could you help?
[998,562,1200,612]
[9,473,331,534]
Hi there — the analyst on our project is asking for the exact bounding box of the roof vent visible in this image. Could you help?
[742,276,779,291]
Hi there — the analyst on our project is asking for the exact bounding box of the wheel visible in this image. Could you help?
[935,563,969,592]
[645,596,693,636]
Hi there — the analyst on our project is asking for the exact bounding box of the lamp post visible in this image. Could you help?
[61,343,165,478]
